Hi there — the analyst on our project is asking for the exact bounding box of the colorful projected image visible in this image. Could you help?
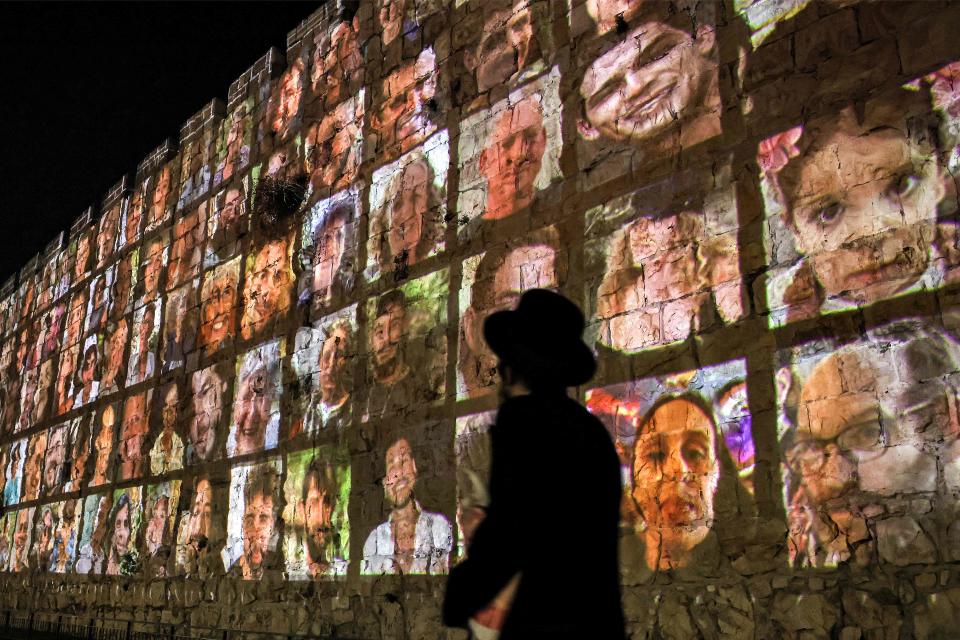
[267,55,305,142]
[463,0,549,96]
[136,235,168,307]
[89,403,119,488]
[0,512,15,570]
[63,287,88,351]
[101,319,129,395]
[72,228,94,284]
[161,279,198,373]
[2,439,26,507]
[118,391,151,482]
[586,168,743,354]
[240,233,294,341]
[105,487,143,576]
[40,302,66,361]
[456,67,561,230]
[310,15,363,109]
[214,99,253,187]
[291,305,357,437]
[9,507,34,572]
[167,204,206,291]
[30,503,57,572]
[110,253,137,323]
[74,334,102,408]
[759,80,957,326]
[227,338,284,458]
[304,90,364,197]
[367,131,448,282]
[85,272,112,335]
[362,433,452,575]
[149,382,185,476]
[187,363,229,464]
[376,0,447,47]
[64,415,91,493]
[199,257,240,356]
[586,359,754,576]
[282,446,350,579]
[205,180,248,267]
[454,412,495,557]
[457,227,565,399]
[146,164,174,233]
[21,358,55,428]
[41,422,69,498]
[122,184,145,249]
[54,345,78,416]
[97,201,122,270]
[49,498,80,573]
[778,327,960,569]
[298,189,359,318]
[21,430,47,503]
[371,47,442,156]
[177,131,214,211]
[224,458,283,580]
[126,301,161,386]
[363,269,449,421]
[76,493,111,574]
[142,481,181,577]
[174,474,223,577]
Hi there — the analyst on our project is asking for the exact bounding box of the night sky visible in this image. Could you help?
[0,2,322,284]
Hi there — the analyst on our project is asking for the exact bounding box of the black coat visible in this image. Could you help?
[444,392,626,639]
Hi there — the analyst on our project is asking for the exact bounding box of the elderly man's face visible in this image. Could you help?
[313,216,348,302]
[632,397,718,567]
[202,272,238,350]
[304,473,335,562]
[191,370,222,460]
[384,438,417,507]
[187,479,213,542]
[243,492,274,573]
[480,95,547,220]
[319,327,349,393]
[372,303,405,369]
[579,20,715,143]
[234,366,271,444]
[388,161,429,261]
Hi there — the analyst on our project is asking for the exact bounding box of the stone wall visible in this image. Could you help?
[1,0,960,638]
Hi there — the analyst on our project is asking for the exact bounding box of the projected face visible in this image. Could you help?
[111,255,133,322]
[312,210,349,305]
[110,501,131,566]
[75,234,92,281]
[67,422,91,491]
[200,261,239,355]
[187,478,213,544]
[149,166,172,226]
[103,320,128,391]
[301,463,337,574]
[375,48,438,151]
[190,367,223,462]
[126,191,144,246]
[168,208,204,290]
[119,395,148,480]
[145,496,169,554]
[471,2,540,93]
[91,407,116,486]
[632,397,718,570]
[272,59,304,138]
[319,324,350,401]
[371,299,406,379]
[220,188,243,230]
[23,434,45,502]
[98,207,120,269]
[65,289,87,348]
[479,94,547,219]
[384,438,417,508]
[43,427,67,496]
[579,20,716,144]
[312,18,362,104]
[242,486,275,579]
[142,239,165,303]
[379,0,407,44]
[388,160,429,262]
[241,238,293,340]
[777,108,944,305]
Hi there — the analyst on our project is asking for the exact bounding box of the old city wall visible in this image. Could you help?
[1,0,960,638]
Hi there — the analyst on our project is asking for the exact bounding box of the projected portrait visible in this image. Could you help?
[149,382,184,476]
[779,328,960,569]
[162,280,198,373]
[146,164,173,233]
[364,269,448,421]
[199,258,240,356]
[298,190,359,317]
[205,181,248,267]
[97,202,122,270]
[187,363,228,464]
[40,303,66,361]
[464,0,548,94]
[22,430,47,503]
[75,493,111,575]
[74,335,102,408]
[174,474,224,578]
[126,301,160,386]
[118,392,151,482]
[63,287,88,350]
[55,345,78,416]
[143,481,180,577]
[367,132,448,281]
[362,435,452,575]
[31,358,55,426]
[110,253,136,323]
[41,423,68,498]
[3,440,26,507]
[456,68,561,228]
[64,416,92,493]
[310,15,363,108]
[214,99,253,187]
[167,203,206,291]
[177,131,213,211]
[586,359,754,575]
[85,272,112,335]
[105,487,142,576]
[101,319,129,395]
[73,229,94,284]
[457,228,564,398]
[760,85,952,325]
[227,339,283,458]
[0,512,14,570]
[304,91,364,197]
[372,47,442,155]
[136,235,168,306]
[291,306,357,437]
[9,508,34,572]
[123,185,145,248]
[268,56,305,142]
[49,498,79,573]
[89,404,118,488]
[587,170,743,354]
[224,458,282,580]
[240,234,294,341]
[454,412,495,557]
[282,446,350,579]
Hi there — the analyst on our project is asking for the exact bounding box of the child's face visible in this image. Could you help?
[786,123,944,304]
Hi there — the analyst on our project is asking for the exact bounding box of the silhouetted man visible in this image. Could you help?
[444,289,625,639]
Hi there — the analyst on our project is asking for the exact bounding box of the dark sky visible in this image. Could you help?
[0,2,322,284]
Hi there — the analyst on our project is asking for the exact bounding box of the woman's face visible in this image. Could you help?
[387,161,428,262]
[113,503,131,554]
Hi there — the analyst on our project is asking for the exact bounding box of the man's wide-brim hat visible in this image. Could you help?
[483,288,596,387]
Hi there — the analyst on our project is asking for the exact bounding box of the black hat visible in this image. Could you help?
[483,289,596,387]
